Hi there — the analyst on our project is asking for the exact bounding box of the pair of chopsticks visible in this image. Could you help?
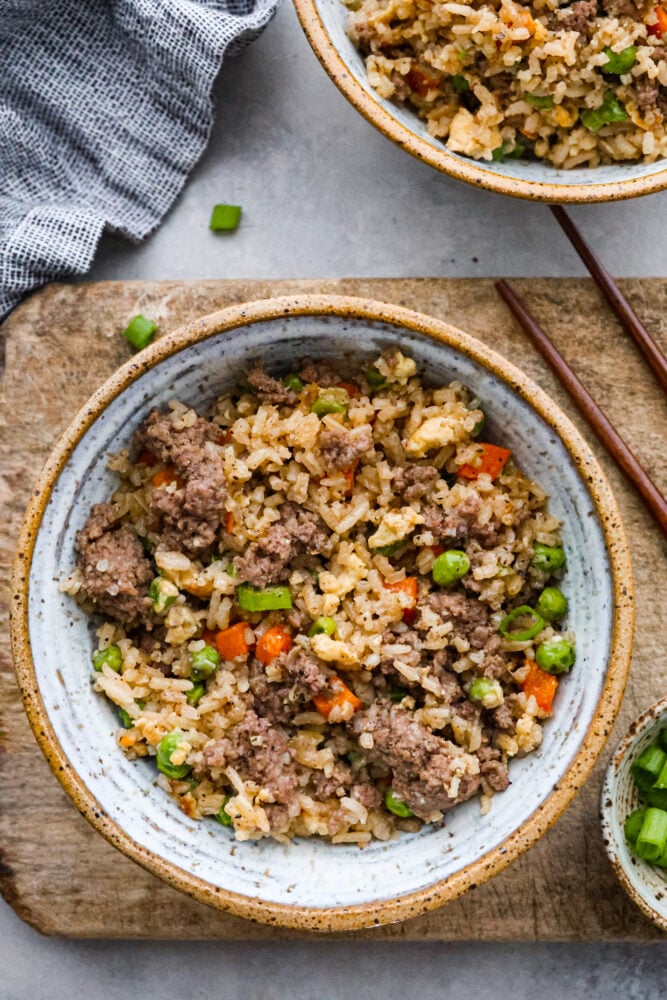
[496,205,667,539]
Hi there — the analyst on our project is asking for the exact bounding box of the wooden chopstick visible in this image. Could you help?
[550,205,667,396]
[496,279,667,540]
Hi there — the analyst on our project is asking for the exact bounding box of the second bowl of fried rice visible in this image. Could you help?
[11,294,633,930]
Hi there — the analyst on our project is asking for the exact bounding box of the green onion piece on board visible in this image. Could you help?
[498,605,545,641]
[535,637,576,674]
[525,93,555,109]
[156,732,192,780]
[283,374,305,391]
[432,549,471,586]
[308,616,336,637]
[635,807,667,863]
[365,366,387,390]
[237,583,293,612]
[581,91,628,131]
[451,74,470,92]
[122,315,157,351]
[602,45,637,74]
[624,807,647,845]
[535,586,568,622]
[209,204,242,231]
[93,644,122,673]
[189,644,221,681]
[215,796,234,828]
[385,788,414,818]
[531,543,567,573]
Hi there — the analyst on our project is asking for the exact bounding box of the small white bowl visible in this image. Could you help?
[601,697,667,931]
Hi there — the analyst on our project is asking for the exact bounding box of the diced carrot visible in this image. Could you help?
[119,731,138,748]
[342,459,359,498]
[151,466,183,489]
[137,448,158,467]
[215,622,253,660]
[336,380,361,398]
[458,443,511,481]
[406,65,442,97]
[648,6,667,34]
[225,511,235,532]
[521,659,558,716]
[402,607,418,626]
[384,576,418,604]
[256,625,293,665]
[313,676,362,719]
[217,430,231,445]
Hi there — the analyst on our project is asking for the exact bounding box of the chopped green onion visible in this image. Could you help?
[581,91,628,131]
[602,45,637,74]
[385,788,414,818]
[311,390,348,417]
[189,644,220,681]
[635,807,667,863]
[122,315,157,351]
[492,140,525,161]
[186,681,206,707]
[471,413,485,437]
[209,204,242,231]
[645,787,667,810]
[535,586,568,622]
[432,549,470,587]
[498,605,545,641]
[93,644,122,673]
[525,93,554,109]
[451,74,470,92]
[652,758,667,791]
[365,366,387,391]
[632,744,667,790]
[659,729,667,753]
[530,543,566,574]
[283,373,305,392]
[535,638,576,674]
[308,616,337,637]
[237,583,293,612]
[376,539,406,557]
[149,576,179,614]
[215,796,234,827]
[118,701,145,729]
[156,732,192,780]
[226,563,237,578]
[624,807,647,845]
[389,687,410,703]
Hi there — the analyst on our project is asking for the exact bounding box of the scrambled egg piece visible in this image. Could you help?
[405,413,470,458]
[368,507,422,549]
[375,351,417,384]
[310,634,359,667]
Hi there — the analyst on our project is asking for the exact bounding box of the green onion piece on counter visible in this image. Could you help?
[635,807,667,863]
[602,45,637,74]
[525,93,555,109]
[581,91,628,131]
[389,687,410,703]
[122,315,157,351]
[209,204,242,231]
[385,788,414,818]
[492,141,525,161]
[237,583,293,612]
[186,681,207,707]
[308,616,337,637]
[432,549,471,587]
[468,677,499,705]
[283,373,305,391]
[535,637,576,674]
[530,543,567,573]
[624,807,647,845]
[376,539,406,557]
[498,605,545,641]
[451,74,470,92]
[535,586,568,622]
[365,366,387,391]
[156,732,192,780]
[93,644,122,673]
[311,390,349,417]
[215,796,234,828]
[631,744,667,791]
[149,576,179,614]
[189,644,221,681]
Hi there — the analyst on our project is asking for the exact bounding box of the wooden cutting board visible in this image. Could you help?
[1,277,666,941]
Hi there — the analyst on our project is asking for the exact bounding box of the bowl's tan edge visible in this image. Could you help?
[601,697,667,933]
[10,293,635,932]
[291,0,667,204]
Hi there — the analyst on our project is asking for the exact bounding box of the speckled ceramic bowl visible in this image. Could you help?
[292,0,667,202]
[601,698,667,931]
[11,295,634,930]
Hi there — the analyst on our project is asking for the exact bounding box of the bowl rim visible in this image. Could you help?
[291,0,667,204]
[601,695,667,932]
[10,293,634,931]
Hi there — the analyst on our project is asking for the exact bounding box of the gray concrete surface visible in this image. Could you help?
[3,1,667,995]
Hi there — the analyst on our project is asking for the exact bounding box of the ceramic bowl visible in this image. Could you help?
[601,698,667,931]
[292,0,667,203]
[11,294,634,930]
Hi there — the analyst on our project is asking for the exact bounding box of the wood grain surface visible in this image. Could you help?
[1,277,666,940]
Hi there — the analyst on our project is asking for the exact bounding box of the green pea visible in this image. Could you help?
[93,644,122,673]
[535,586,568,622]
[308,616,337,637]
[385,788,414,818]
[468,677,498,704]
[365,366,387,391]
[530,542,566,574]
[535,638,576,675]
[581,91,628,131]
[432,549,470,586]
[215,796,234,828]
[284,373,305,392]
[186,681,206,707]
[156,732,192,780]
[189,644,220,681]
[389,687,409,703]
